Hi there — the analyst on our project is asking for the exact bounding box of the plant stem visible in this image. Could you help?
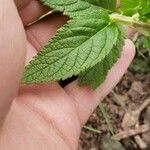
[110,13,150,35]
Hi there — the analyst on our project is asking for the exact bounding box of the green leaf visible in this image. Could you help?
[22,10,122,85]
[79,26,124,89]
[140,0,150,18]
[120,0,140,16]
[144,36,150,54]
[82,0,117,10]
[40,0,100,17]
[120,0,150,20]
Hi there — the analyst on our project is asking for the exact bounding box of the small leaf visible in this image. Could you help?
[139,0,150,20]
[120,0,140,16]
[79,26,124,89]
[120,0,150,20]
[22,10,121,85]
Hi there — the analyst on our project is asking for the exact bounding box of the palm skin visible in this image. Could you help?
[0,0,135,149]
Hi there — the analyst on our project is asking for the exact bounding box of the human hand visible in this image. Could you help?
[0,0,135,149]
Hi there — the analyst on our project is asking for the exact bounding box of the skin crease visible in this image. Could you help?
[0,0,135,149]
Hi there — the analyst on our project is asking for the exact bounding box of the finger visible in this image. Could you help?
[125,26,136,39]
[0,0,26,126]
[25,42,37,65]
[64,39,135,125]
[26,13,68,50]
[15,0,49,26]
[14,0,31,9]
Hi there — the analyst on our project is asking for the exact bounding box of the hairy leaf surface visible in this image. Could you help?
[22,10,122,84]
[41,0,100,17]
[79,26,124,89]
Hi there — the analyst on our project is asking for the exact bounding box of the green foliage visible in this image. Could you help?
[120,0,140,16]
[83,0,117,10]
[139,0,150,20]
[144,36,150,54]
[22,0,150,89]
[120,0,150,20]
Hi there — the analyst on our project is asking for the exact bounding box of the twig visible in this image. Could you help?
[122,98,150,128]
[139,98,150,113]
[134,135,147,149]
[26,10,54,27]
[112,124,150,141]
[111,91,127,109]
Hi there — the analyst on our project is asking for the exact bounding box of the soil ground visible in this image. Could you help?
[79,70,150,150]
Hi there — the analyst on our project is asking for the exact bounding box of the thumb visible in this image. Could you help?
[0,0,26,126]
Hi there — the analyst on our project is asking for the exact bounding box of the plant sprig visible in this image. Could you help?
[22,0,150,89]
